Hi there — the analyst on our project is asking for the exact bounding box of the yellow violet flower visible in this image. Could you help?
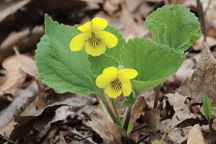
[69,17,118,56]
[96,66,138,98]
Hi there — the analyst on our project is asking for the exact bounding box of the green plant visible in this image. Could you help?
[203,95,212,140]
[36,5,202,137]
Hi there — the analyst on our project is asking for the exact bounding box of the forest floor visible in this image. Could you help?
[0,0,216,144]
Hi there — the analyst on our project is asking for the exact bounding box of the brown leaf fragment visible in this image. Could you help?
[0,82,38,129]
[83,98,121,144]
[127,96,147,141]
[0,47,38,95]
[187,124,205,144]
[131,96,147,127]
[0,0,31,22]
[9,104,64,142]
[193,37,216,51]
[142,108,160,134]
[168,126,191,143]
[190,42,216,102]
[151,140,167,144]
[0,26,44,62]
[166,93,196,127]
[59,131,68,144]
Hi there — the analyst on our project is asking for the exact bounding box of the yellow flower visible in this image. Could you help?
[69,17,118,56]
[96,66,138,98]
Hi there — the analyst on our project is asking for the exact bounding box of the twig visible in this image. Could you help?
[196,0,207,42]
[70,129,97,144]
[153,85,161,108]
[0,133,15,144]
[131,123,147,133]
[137,134,150,144]
[59,131,67,144]
[0,82,38,129]
[204,0,212,16]
[164,0,169,6]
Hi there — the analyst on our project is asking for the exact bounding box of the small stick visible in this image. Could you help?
[204,0,212,16]
[164,0,169,6]
[153,85,161,108]
[0,133,15,143]
[196,0,207,42]
[0,82,38,129]
[69,129,97,144]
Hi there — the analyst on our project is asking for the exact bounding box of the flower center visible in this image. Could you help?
[110,79,122,91]
[88,33,102,48]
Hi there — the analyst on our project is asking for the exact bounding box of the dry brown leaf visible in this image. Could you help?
[9,97,88,144]
[166,93,196,127]
[142,108,160,134]
[91,0,149,41]
[163,93,199,143]
[131,96,147,126]
[9,105,64,143]
[128,96,147,141]
[193,37,216,51]
[190,42,216,102]
[187,124,205,144]
[103,0,121,15]
[0,47,38,96]
[151,140,167,144]
[0,0,31,22]
[168,126,191,143]
[83,98,121,144]
[0,26,44,62]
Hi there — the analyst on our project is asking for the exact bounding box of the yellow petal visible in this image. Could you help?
[85,39,106,56]
[105,84,122,98]
[92,17,108,32]
[96,74,108,88]
[96,66,118,88]
[119,69,138,79]
[78,22,92,33]
[70,33,91,51]
[121,78,132,96]
[95,31,118,48]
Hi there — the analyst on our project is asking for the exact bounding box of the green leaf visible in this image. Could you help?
[131,79,165,94]
[123,93,135,106]
[89,25,126,76]
[36,14,97,95]
[115,119,133,136]
[145,5,202,51]
[123,38,184,95]
[104,25,126,64]
[202,96,212,122]
[88,54,119,76]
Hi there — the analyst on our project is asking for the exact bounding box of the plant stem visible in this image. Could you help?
[153,85,161,108]
[99,93,120,125]
[111,99,121,123]
[209,119,212,144]
[123,105,132,132]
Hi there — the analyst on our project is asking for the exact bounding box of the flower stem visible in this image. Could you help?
[123,105,132,132]
[99,93,120,125]
[209,119,212,144]
[111,99,121,124]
